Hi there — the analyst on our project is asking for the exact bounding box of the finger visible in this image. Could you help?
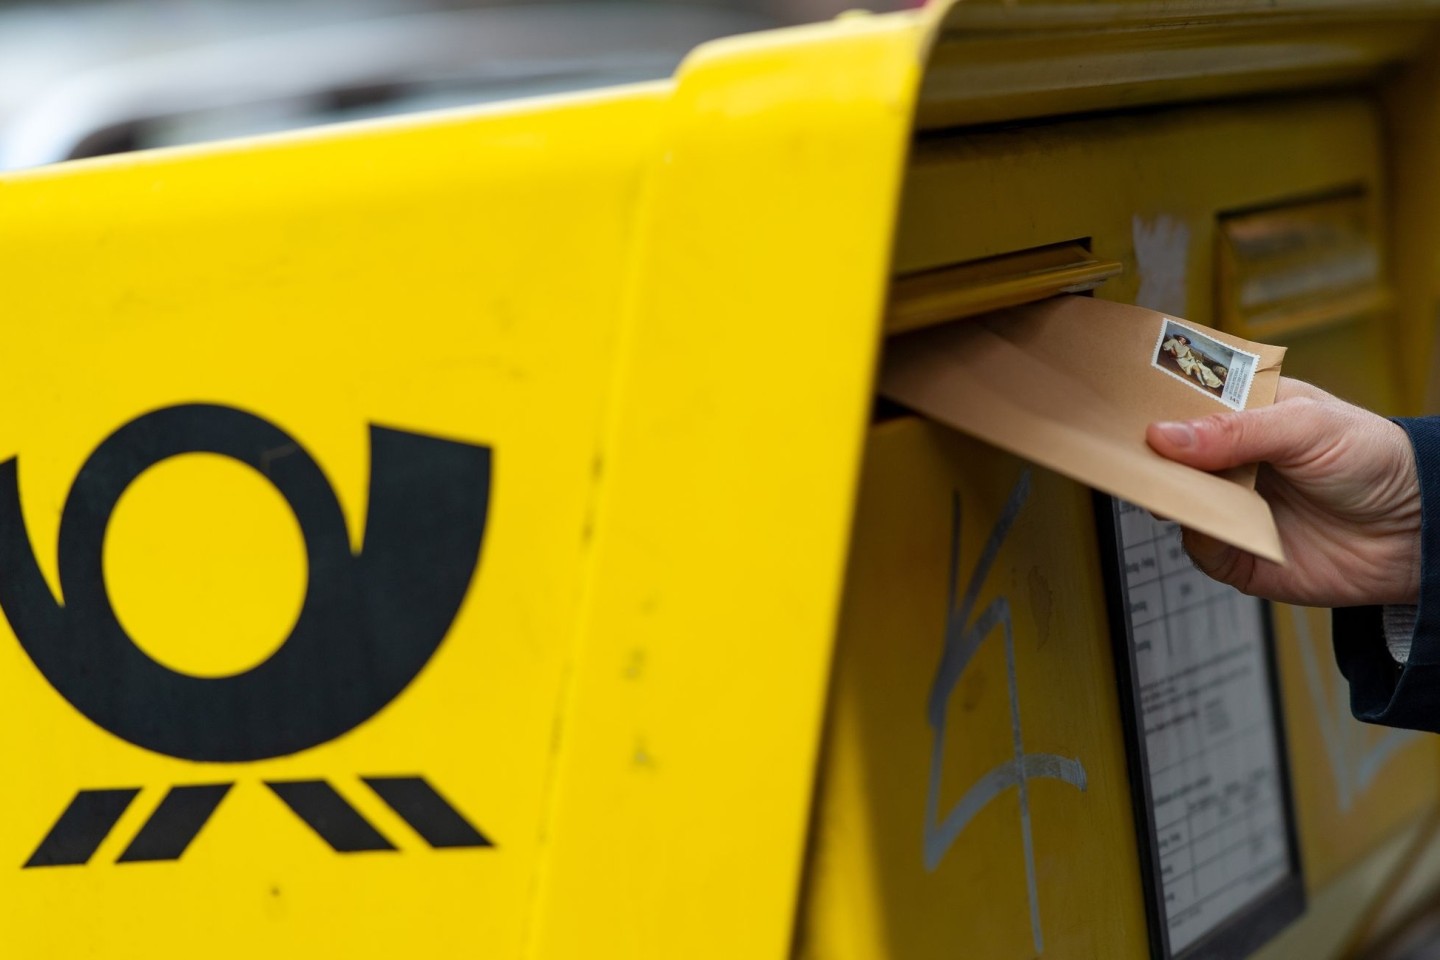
[1147,394,1333,472]
[1180,528,1244,587]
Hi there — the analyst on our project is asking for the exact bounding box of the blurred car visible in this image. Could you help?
[0,0,790,170]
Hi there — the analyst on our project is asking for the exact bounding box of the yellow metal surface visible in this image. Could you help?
[1353,814,1440,953]
[529,15,922,958]
[798,419,1149,959]
[0,87,666,957]
[1379,25,1440,412]
[1216,193,1392,342]
[1250,814,1439,960]
[1272,606,1439,889]
[916,1,1437,132]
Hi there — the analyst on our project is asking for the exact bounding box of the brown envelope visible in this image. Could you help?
[879,295,1288,563]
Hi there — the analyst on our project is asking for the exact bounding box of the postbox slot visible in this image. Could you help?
[885,240,1121,335]
[1217,190,1390,340]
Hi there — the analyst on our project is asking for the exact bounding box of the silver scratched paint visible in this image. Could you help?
[923,470,1086,956]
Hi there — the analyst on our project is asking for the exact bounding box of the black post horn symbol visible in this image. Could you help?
[0,404,492,762]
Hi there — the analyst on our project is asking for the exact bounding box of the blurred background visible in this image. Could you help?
[0,0,914,171]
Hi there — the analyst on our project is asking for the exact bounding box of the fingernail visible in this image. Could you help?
[1156,421,1195,448]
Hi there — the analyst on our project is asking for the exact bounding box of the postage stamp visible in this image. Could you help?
[1151,319,1258,410]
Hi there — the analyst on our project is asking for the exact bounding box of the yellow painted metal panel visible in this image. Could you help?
[916,1,1438,132]
[0,86,665,958]
[1216,193,1390,342]
[1271,606,1439,888]
[799,419,1150,960]
[1352,815,1440,952]
[1376,23,1440,413]
[896,95,1384,303]
[1249,814,1437,960]
[529,14,927,959]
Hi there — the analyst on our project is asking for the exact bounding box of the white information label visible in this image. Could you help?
[1116,501,1292,953]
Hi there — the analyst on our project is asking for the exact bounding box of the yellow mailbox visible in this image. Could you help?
[5,2,1440,958]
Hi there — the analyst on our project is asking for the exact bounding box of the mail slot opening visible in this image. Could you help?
[884,239,1122,336]
[875,240,1123,423]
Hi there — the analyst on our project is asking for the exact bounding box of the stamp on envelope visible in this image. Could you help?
[1152,318,1258,410]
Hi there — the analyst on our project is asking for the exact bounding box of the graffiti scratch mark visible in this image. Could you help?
[923,471,1086,956]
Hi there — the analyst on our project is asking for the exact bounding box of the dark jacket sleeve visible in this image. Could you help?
[1333,416,1440,732]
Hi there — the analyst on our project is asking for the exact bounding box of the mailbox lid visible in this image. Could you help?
[0,83,667,959]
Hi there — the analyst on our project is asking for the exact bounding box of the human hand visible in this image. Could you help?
[1146,378,1421,607]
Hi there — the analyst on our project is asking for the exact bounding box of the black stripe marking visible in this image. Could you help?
[117,784,232,863]
[25,788,139,868]
[266,780,395,853]
[363,776,493,849]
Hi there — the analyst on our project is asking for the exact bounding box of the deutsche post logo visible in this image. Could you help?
[0,404,494,866]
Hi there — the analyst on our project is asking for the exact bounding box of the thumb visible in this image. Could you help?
[1181,528,1247,588]
[1147,397,1328,472]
